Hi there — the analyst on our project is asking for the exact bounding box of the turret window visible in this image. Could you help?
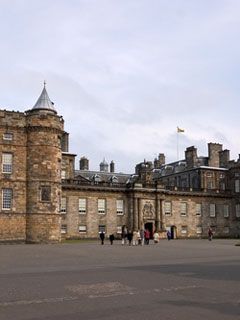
[61,197,67,213]
[2,188,12,210]
[3,133,13,141]
[40,186,51,202]
[2,153,12,174]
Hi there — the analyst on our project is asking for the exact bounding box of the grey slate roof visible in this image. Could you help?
[74,170,132,184]
[32,83,57,113]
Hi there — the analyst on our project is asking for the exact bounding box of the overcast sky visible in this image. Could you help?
[1,0,240,173]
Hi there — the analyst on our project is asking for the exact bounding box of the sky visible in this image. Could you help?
[0,0,240,173]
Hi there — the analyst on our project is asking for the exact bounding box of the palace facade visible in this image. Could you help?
[0,85,240,243]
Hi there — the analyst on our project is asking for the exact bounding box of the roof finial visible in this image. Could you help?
[44,80,46,87]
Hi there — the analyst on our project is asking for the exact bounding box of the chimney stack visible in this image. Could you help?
[110,160,115,173]
[79,157,89,170]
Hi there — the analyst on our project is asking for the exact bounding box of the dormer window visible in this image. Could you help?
[110,175,118,183]
[92,174,101,183]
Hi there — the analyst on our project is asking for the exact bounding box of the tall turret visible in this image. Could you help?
[25,83,64,243]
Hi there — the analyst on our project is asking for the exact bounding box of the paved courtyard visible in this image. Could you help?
[0,239,239,320]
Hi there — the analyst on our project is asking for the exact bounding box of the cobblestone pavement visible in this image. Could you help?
[0,239,239,320]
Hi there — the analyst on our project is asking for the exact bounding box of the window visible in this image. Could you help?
[196,226,202,234]
[61,170,66,179]
[181,226,188,234]
[61,225,67,234]
[2,153,12,173]
[207,180,213,189]
[220,182,225,191]
[223,205,229,218]
[40,186,51,202]
[98,199,106,214]
[79,225,87,233]
[2,188,12,210]
[196,203,202,216]
[180,202,187,216]
[116,199,124,215]
[236,204,240,218]
[98,225,106,233]
[164,201,172,215]
[117,226,122,234]
[3,133,13,141]
[235,180,240,193]
[61,197,67,213]
[210,204,216,217]
[79,198,87,214]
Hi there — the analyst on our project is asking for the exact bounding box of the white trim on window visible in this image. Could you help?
[79,198,87,214]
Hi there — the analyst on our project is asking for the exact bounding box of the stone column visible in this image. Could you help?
[160,199,165,230]
[133,197,138,231]
[129,196,134,231]
[155,197,161,231]
[138,198,142,230]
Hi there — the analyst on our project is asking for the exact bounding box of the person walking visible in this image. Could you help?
[144,229,150,245]
[208,227,213,241]
[109,234,115,245]
[121,226,127,245]
[100,231,105,245]
[132,230,138,246]
[140,229,144,246]
[127,230,133,246]
[166,230,171,240]
[153,231,160,244]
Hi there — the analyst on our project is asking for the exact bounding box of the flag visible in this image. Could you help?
[177,127,185,133]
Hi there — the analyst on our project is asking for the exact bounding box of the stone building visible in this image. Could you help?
[0,85,240,243]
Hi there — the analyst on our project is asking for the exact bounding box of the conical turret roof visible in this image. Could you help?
[32,82,57,113]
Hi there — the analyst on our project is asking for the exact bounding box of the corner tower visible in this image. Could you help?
[25,83,64,243]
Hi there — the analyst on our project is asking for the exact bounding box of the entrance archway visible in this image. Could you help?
[144,222,154,239]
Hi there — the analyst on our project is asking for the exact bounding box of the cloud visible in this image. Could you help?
[0,0,240,172]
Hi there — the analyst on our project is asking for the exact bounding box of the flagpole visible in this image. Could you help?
[177,129,179,160]
[176,127,185,160]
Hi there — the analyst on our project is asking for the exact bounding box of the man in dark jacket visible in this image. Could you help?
[100,231,105,245]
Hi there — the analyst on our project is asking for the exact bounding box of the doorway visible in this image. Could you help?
[170,225,176,239]
[144,222,154,239]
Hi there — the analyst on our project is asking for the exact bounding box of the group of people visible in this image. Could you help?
[99,227,214,244]
[99,228,163,245]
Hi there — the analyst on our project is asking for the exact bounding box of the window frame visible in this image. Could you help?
[210,204,216,217]
[3,133,13,141]
[79,198,87,214]
[180,202,187,216]
[164,201,172,215]
[79,225,87,233]
[2,188,13,210]
[98,199,106,214]
[196,203,202,216]
[98,225,106,234]
[40,186,51,202]
[223,204,229,218]
[60,197,67,213]
[116,199,124,215]
[2,153,13,174]
[236,204,240,218]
